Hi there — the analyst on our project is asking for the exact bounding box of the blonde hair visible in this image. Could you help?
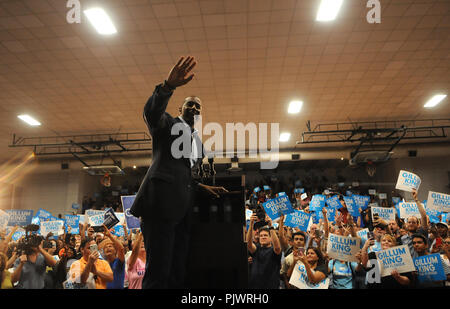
[381,234,397,246]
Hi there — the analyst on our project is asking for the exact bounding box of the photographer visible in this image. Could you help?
[11,233,57,289]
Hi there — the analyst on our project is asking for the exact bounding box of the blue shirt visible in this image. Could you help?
[328,260,358,289]
[106,258,125,289]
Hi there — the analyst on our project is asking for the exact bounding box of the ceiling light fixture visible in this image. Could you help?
[424,94,447,108]
[84,8,117,35]
[316,0,344,22]
[18,114,41,126]
[288,100,303,114]
[280,132,291,142]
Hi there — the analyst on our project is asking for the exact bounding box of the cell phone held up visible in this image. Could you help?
[90,244,98,253]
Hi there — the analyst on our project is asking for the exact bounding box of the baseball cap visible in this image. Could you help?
[436,222,449,229]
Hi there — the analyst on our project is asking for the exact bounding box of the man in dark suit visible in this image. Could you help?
[130,56,227,289]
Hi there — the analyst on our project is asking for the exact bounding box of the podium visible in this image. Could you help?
[185,175,248,288]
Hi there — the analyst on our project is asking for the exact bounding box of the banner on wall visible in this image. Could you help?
[395,170,421,192]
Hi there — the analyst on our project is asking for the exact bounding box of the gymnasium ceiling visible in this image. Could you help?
[0,0,449,164]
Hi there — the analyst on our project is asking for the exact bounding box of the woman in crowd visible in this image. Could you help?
[361,234,413,288]
[287,247,328,285]
[127,232,146,289]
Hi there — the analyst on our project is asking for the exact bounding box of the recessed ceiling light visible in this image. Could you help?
[288,100,303,114]
[280,132,291,142]
[424,94,447,108]
[84,8,117,35]
[18,114,41,126]
[316,0,344,22]
[133,165,137,169]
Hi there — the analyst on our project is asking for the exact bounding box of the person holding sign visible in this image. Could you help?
[69,237,113,289]
[411,234,450,288]
[129,56,228,289]
[127,232,146,289]
[247,214,281,289]
[280,231,307,289]
[287,247,328,285]
[401,189,429,258]
[361,234,413,289]
[99,225,125,289]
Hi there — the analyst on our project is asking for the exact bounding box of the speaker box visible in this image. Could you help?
[61,163,69,170]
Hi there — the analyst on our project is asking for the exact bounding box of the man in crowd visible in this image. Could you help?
[280,231,307,288]
[69,237,113,289]
[247,213,281,289]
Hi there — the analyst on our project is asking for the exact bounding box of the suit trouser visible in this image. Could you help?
[141,212,191,289]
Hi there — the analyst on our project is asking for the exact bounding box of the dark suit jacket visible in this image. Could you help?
[130,84,204,223]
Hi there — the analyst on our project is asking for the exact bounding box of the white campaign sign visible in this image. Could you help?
[427,191,450,213]
[398,202,421,219]
[326,234,361,262]
[395,170,421,192]
[375,245,415,277]
[371,206,395,222]
[0,209,10,229]
[289,263,330,289]
[40,220,65,237]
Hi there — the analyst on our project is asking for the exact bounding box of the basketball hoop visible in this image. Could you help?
[101,172,111,187]
[366,161,376,177]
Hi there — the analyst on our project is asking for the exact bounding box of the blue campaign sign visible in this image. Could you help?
[254,187,261,193]
[346,190,352,197]
[392,197,401,205]
[36,208,52,221]
[6,210,33,227]
[72,203,80,210]
[262,195,295,221]
[294,188,305,194]
[352,195,370,210]
[65,215,80,234]
[343,197,359,217]
[425,207,441,224]
[326,207,336,223]
[441,212,449,224]
[413,254,446,282]
[263,185,271,191]
[284,210,311,232]
[278,192,286,196]
[309,195,326,212]
[121,195,141,229]
[326,195,342,210]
